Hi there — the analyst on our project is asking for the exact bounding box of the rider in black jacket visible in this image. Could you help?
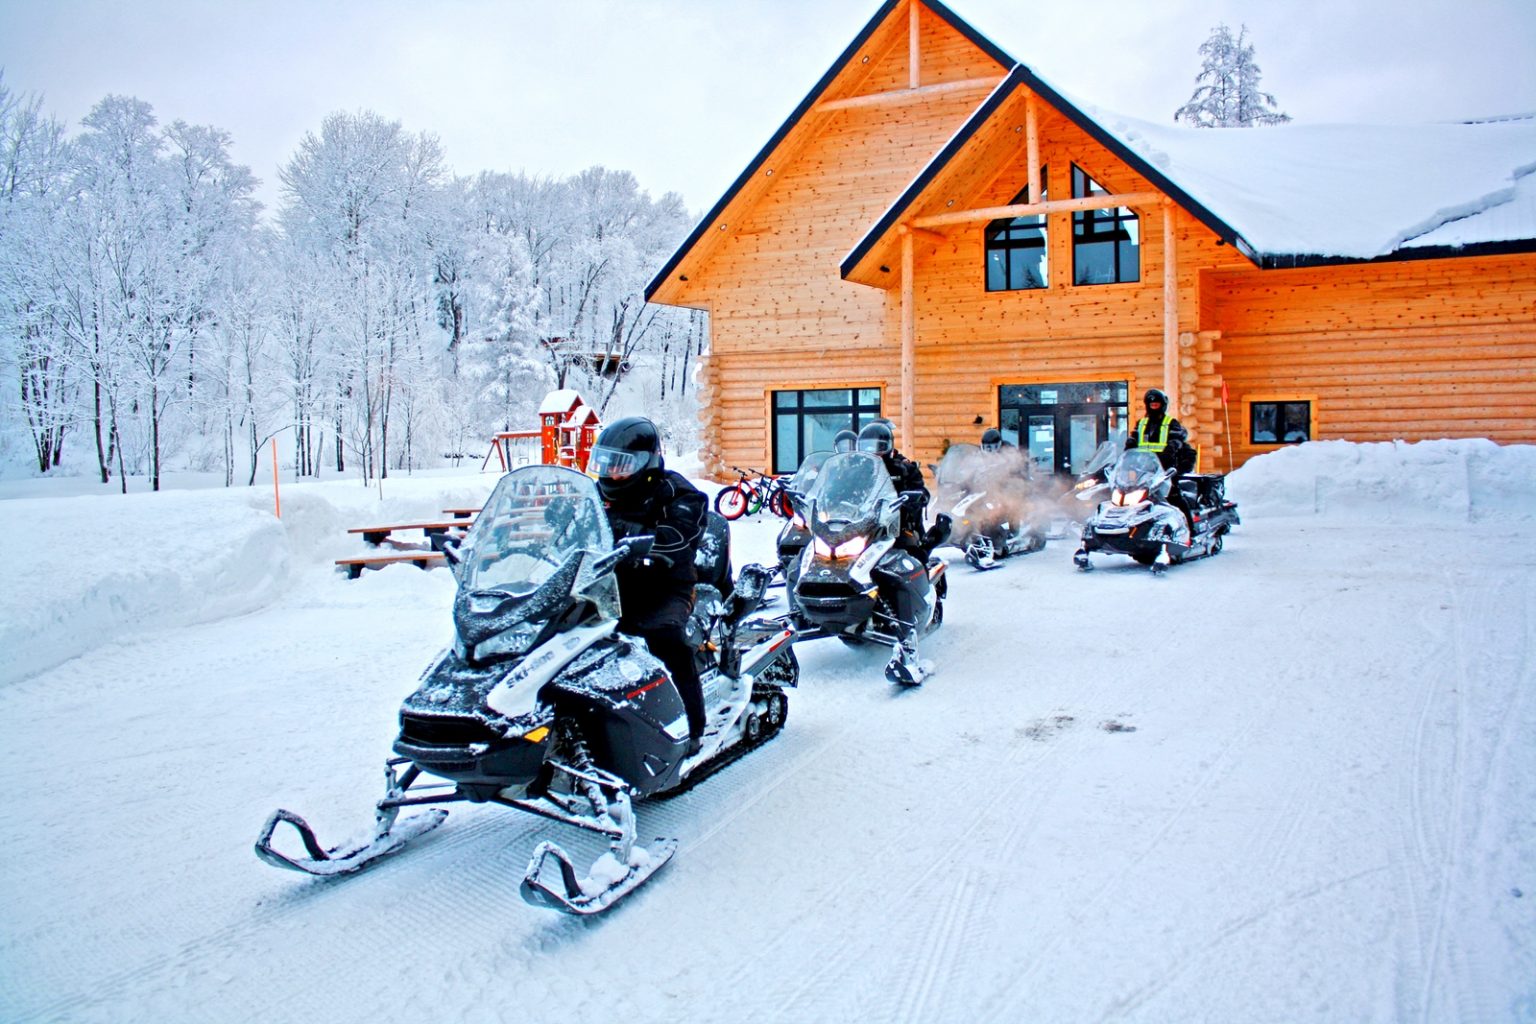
[588,417,709,754]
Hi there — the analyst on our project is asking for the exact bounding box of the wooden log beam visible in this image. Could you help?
[1025,91,1041,203]
[909,0,921,89]
[913,191,1164,229]
[1163,201,1180,413]
[901,231,916,450]
[814,77,1000,113]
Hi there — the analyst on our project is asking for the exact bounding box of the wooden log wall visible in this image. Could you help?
[1206,252,1536,468]
[900,107,1244,471]
[692,4,1004,477]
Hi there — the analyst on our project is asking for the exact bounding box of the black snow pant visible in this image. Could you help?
[620,590,704,744]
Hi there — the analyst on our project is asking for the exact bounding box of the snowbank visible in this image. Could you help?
[0,470,497,688]
[1228,438,1536,522]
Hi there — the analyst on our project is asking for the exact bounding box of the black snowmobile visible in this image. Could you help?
[931,442,1046,570]
[788,451,947,685]
[255,464,798,916]
[1073,448,1240,573]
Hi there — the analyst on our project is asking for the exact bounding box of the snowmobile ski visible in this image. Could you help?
[520,837,678,916]
[254,806,448,877]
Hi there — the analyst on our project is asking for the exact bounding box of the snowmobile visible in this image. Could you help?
[931,442,1046,570]
[1073,448,1240,573]
[788,451,948,685]
[775,450,832,603]
[255,464,798,916]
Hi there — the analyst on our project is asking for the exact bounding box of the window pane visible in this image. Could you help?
[1118,239,1141,282]
[1075,241,1114,285]
[1282,403,1311,442]
[1251,403,1278,443]
[774,391,797,410]
[987,251,1007,291]
[774,413,800,472]
[802,389,851,408]
[857,389,880,406]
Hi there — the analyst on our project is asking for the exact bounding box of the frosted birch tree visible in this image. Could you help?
[1174,24,1291,128]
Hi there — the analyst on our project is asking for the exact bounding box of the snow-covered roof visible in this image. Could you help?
[539,389,583,415]
[560,404,597,428]
[1083,106,1536,261]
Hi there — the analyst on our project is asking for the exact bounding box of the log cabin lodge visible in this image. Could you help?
[644,0,1536,482]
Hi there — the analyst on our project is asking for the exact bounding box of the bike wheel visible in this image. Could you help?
[744,487,765,516]
[715,485,749,520]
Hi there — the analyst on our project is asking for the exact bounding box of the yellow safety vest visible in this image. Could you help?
[1136,418,1172,452]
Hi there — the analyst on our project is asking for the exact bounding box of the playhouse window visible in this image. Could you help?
[771,388,882,474]
[985,173,1048,292]
[1072,165,1139,285]
[1250,401,1312,444]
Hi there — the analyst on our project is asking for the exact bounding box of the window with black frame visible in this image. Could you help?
[771,388,882,474]
[1250,400,1312,444]
[1072,164,1139,285]
[985,172,1048,291]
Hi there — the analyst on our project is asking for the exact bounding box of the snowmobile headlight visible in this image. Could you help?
[834,537,867,560]
[812,536,867,560]
[476,620,544,660]
[792,512,807,529]
[1124,488,1147,506]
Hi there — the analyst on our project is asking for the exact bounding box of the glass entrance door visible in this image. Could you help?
[999,382,1129,478]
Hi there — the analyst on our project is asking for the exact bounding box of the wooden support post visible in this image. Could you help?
[1163,201,1180,413]
[901,229,916,451]
[1025,91,1041,202]
[909,0,921,89]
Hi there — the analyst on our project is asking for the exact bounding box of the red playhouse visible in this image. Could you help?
[482,389,603,473]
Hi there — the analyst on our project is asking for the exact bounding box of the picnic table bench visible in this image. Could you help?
[334,551,448,579]
[442,506,482,519]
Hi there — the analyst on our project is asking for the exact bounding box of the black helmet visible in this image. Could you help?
[980,428,1002,452]
[833,429,858,454]
[857,421,893,455]
[588,416,662,499]
[1144,388,1169,416]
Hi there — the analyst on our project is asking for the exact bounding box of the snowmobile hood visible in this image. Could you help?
[454,549,584,649]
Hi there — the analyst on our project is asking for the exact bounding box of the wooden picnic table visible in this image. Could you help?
[347,519,474,547]
[441,507,482,520]
[334,551,447,579]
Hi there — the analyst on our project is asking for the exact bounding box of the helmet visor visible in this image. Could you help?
[588,445,649,480]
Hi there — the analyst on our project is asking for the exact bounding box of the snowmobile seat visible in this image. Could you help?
[694,512,733,600]
[1182,473,1226,507]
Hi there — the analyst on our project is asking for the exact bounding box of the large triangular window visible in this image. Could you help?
[1072,165,1140,285]
[984,171,1047,292]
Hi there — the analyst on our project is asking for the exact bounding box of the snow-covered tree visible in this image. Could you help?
[1174,24,1291,128]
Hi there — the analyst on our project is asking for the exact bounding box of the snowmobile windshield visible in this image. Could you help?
[1110,449,1165,491]
[1082,435,1126,477]
[804,451,897,526]
[462,465,615,597]
[789,450,831,495]
[935,443,984,491]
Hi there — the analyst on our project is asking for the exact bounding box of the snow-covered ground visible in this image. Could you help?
[1,440,1533,1023]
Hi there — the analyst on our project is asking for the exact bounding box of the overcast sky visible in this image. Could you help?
[2,0,1533,217]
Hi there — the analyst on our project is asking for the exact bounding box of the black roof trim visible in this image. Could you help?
[645,0,1013,302]
[1257,236,1536,270]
